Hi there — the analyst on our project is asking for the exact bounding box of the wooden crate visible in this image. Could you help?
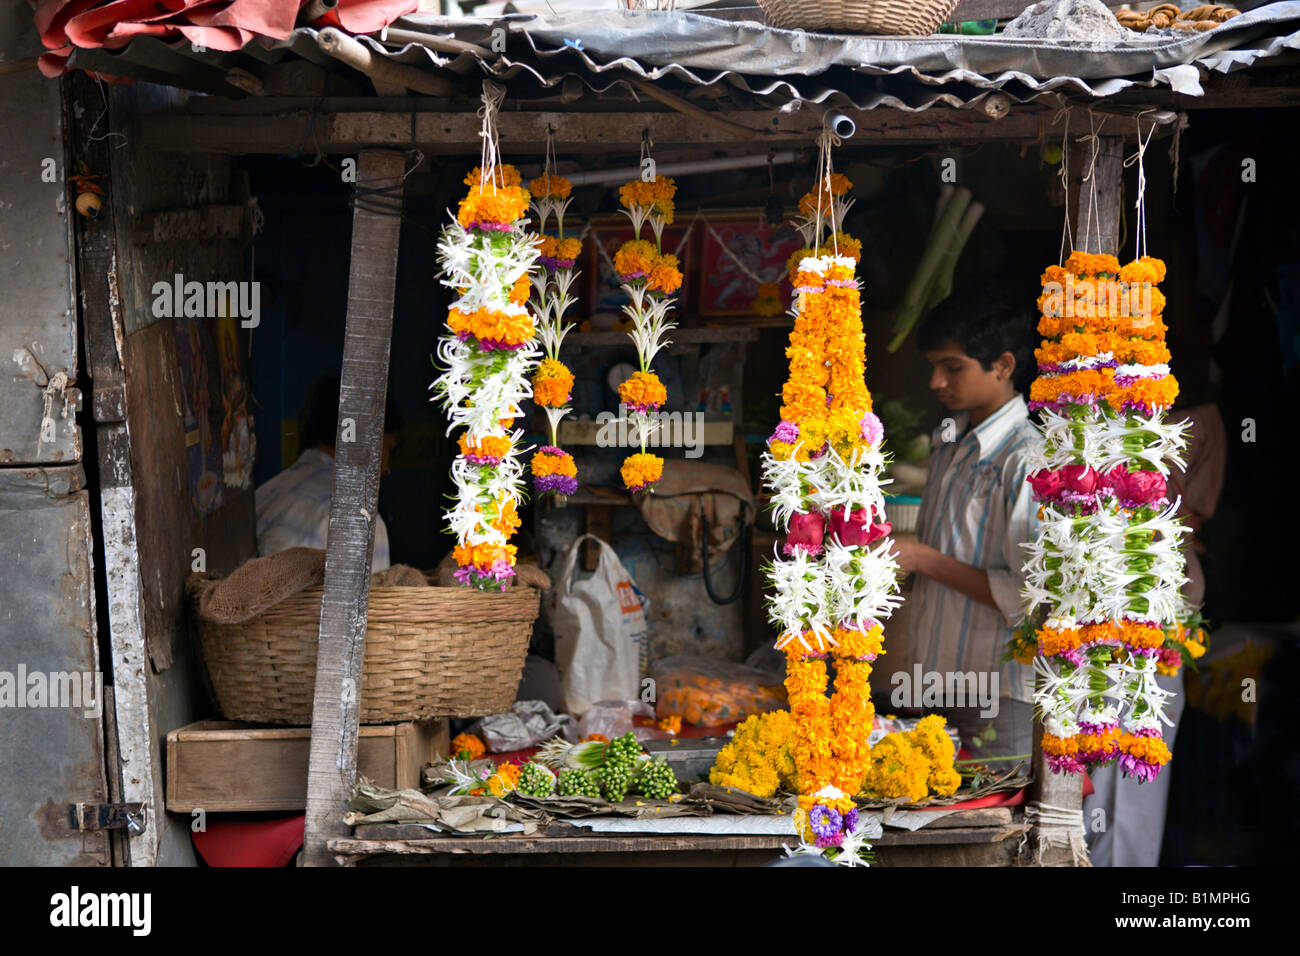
[166,719,449,813]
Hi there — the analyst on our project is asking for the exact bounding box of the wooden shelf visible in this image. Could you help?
[561,327,760,350]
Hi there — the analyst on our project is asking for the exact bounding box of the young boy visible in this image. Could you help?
[891,294,1041,761]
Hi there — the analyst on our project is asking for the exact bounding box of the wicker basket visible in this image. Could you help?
[758,0,961,35]
[193,584,540,724]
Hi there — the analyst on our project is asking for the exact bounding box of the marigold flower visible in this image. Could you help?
[532,357,574,407]
[451,732,486,760]
[621,452,664,493]
[618,370,668,412]
[614,239,657,281]
[646,254,683,294]
[529,173,572,199]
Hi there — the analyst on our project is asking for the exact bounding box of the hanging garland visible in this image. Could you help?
[763,132,902,865]
[431,84,541,590]
[613,136,682,495]
[527,131,582,500]
[1013,119,1194,782]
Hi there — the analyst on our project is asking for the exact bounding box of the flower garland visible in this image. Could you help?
[527,142,582,500]
[431,87,540,591]
[763,139,903,866]
[1019,250,1190,782]
[613,148,680,495]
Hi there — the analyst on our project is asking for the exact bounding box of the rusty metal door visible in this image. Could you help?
[0,13,112,866]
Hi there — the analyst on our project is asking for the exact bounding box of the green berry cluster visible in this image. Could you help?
[598,733,643,803]
[556,768,601,799]
[516,761,555,797]
[634,758,678,800]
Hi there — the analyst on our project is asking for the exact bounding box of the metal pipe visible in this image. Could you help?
[822,109,856,139]
[565,149,798,187]
[298,0,337,24]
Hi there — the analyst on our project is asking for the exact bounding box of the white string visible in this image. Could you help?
[1054,108,1073,265]
[1124,112,1158,262]
[478,80,506,189]
[813,122,843,255]
[1078,111,1110,255]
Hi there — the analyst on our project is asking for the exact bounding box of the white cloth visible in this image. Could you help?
[904,395,1042,704]
[254,448,390,571]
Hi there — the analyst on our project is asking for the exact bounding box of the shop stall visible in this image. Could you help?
[11,0,1300,867]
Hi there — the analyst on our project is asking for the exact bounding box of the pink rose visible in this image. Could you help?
[828,507,891,547]
[783,511,826,556]
[1027,468,1065,499]
[1060,464,1100,495]
[1105,465,1166,505]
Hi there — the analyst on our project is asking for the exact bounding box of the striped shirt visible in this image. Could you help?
[904,394,1040,703]
[255,449,390,571]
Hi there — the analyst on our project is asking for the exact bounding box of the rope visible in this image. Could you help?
[813,120,843,255]
[1124,112,1159,261]
[1115,3,1240,32]
[1019,802,1092,867]
[1054,108,1073,264]
[478,80,507,190]
[1077,111,1110,255]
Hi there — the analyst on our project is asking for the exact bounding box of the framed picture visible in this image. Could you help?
[696,216,805,316]
[584,216,693,322]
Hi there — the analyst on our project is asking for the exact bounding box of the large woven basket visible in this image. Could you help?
[758,0,961,35]
[193,584,540,724]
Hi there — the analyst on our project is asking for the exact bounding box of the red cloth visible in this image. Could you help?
[191,814,304,867]
[29,0,419,77]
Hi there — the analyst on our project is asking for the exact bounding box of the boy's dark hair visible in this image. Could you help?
[299,374,405,451]
[916,291,1038,395]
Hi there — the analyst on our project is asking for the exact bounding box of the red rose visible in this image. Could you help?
[827,507,892,547]
[1060,463,1100,494]
[1028,468,1065,499]
[783,511,826,555]
[1105,465,1166,504]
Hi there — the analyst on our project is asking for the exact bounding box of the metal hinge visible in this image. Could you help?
[69,802,147,835]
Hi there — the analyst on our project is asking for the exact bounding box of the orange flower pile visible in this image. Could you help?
[451,732,486,760]
[529,173,572,199]
[619,176,677,223]
[447,306,536,348]
[617,371,668,411]
[1029,253,1179,414]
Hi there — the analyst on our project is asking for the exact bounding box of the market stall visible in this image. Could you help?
[20,0,1300,868]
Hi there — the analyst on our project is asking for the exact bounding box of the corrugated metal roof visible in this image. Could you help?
[67,2,1300,110]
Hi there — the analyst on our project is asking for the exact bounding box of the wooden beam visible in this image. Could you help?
[301,149,406,867]
[137,107,1054,155]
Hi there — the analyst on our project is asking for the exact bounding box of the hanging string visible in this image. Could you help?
[1124,111,1159,262]
[1078,111,1109,255]
[1054,107,1073,265]
[478,80,506,190]
[814,119,843,256]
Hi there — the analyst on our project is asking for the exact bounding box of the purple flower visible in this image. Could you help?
[814,832,844,849]
[808,804,842,839]
[770,420,799,445]
[844,807,859,833]
[1119,754,1161,783]
[534,474,578,496]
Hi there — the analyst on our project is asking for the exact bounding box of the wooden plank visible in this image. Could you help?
[165,721,446,813]
[301,149,407,867]
[335,821,1024,857]
[137,107,1054,155]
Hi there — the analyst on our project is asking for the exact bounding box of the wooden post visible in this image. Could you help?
[301,149,406,867]
[1024,134,1124,866]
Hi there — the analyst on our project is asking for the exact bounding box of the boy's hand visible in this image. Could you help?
[891,538,928,574]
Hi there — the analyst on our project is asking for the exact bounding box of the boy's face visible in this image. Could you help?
[923,340,1012,412]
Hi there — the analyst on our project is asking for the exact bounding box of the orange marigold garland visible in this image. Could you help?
[1019,249,1191,781]
[527,141,581,499]
[613,150,679,495]
[767,138,899,866]
[432,88,540,589]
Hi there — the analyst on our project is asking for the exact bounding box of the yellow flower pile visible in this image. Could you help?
[860,715,961,803]
[709,711,800,798]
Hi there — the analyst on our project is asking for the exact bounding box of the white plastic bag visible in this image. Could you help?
[550,534,649,716]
